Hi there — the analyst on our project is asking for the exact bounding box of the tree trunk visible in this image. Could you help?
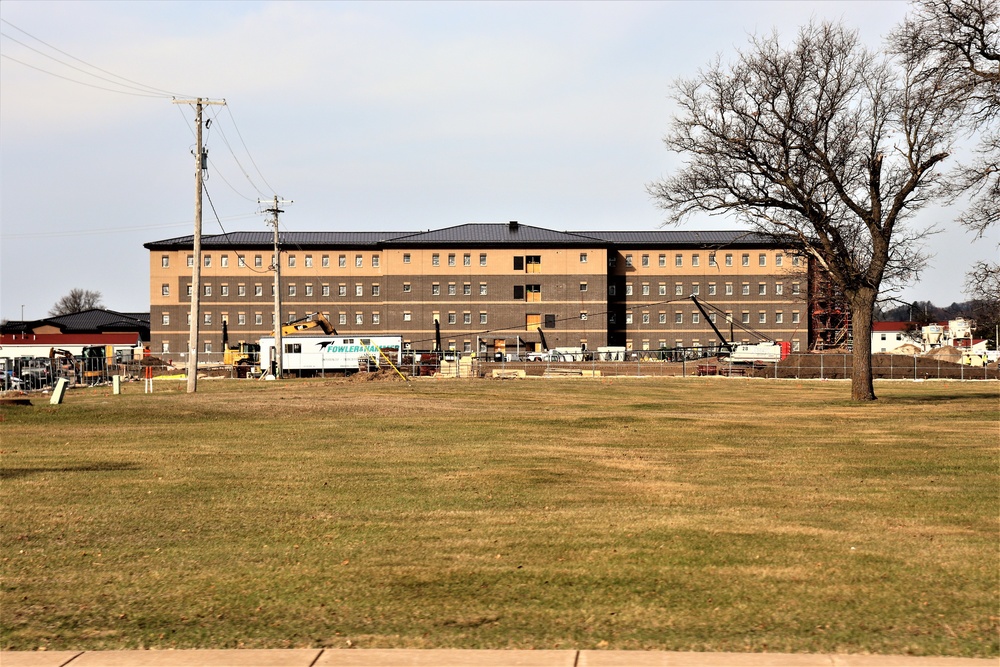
[848,291,877,401]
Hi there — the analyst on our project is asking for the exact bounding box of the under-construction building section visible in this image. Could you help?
[808,260,850,350]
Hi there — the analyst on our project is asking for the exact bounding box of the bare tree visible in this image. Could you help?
[647,22,963,401]
[49,289,104,316]
[891,0,999,236]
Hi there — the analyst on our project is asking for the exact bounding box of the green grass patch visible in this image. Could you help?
[1,378,997,656]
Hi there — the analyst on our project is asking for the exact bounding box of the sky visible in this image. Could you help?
[1,0,995,322]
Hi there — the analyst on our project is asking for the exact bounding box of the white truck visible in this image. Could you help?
[259,335,403,375]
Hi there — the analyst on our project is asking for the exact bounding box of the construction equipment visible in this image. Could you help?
[690,296,788,363]
[279,312,335,337]
[223,342,260,367]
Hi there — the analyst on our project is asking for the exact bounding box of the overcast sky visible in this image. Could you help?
[1,0,995,322]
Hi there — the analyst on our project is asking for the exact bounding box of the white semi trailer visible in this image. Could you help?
[259,335,403,375]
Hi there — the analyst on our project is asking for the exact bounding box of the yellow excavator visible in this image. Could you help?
[279,312,336,336]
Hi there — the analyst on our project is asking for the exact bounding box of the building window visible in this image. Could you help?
[339,285,347,297]
[642,284,650,296]
[322,255,330,268]
[580,282,588,292]
[339,255,347,268]
[161,342,170,353]
[641,254,650,267]
[305,255,313,268]
[580,253,588,263]
[372,255,380,268]
[448,284,456,296]
[355,284,363,297]
[692,312,700,324]
[305,285,313,297]
[204,342,212,353]
[255,313,263,325]
[526,285,541,302]
[759,312,767,324]
[792,311,800,323]
[626,313,633,324]
[403,312,411,322]
[238,256,246,268]
[609,285,616,296]
[463,312,472,325]
[691,284,700,296]
[161,313,170,325]
[187,255,194,268]
[775,312,783,323]
[758,284,766,296]
[526,256,541,272]
[481,312,488,324]
[403,253,411,264]
[792,283,801,295]
[238,313,246,326]
[725,283,733,295]
[675,284,683,296]
[775,254,783,267]
[709,253,717,267]
[725,254,733,267]
[480,283,488,295]
[659,254,666,267]
[775,283,784,295]
[432,254,440,266]
[448,254,456,267]
[792,256,801,267]
[480,254,487,266]
[187,313,191,325]
[692,254,700,267]
[162,284,170,296]
[356,313,364,325]
[432,284,440,296]
[626,284,633,296]
[372,285,380,296]
[659,313,667,324]
[742,284,750,296]
[161,255,170,268]
[742,254,750,267]
[204,313,212,325]
[463,283,472,296]
[220,255,229,268]
[708,284,716,296]
[204,284,212,297]
[205,255,212,268]
[322,285,330,297]
[642,313,650,324]
[339,313,347,325]
[625,254,633,267]
[403,283,411,293]
[793,340,801,352]
[659,284,667,296]
[353,255,361,268]
[759,254,767,267]
[372,313,380,325]
[252,255,261,268]
[221,285,229,297]
[464,254,471,266]
[186,285,193,297]
[742,312,750,324]
[254,284,263,297]
[238,285,246,297]
[675,254,683,267]
[675,312,683,324]
[289,285,296,297]
[448,313,456,325]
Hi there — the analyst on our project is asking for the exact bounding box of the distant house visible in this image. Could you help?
[0,309,150,359]
[871,321,920,353]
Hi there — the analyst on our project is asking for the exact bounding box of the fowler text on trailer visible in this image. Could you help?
[259,335,403,375]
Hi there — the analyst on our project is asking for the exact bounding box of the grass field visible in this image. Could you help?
[1,377,997,656]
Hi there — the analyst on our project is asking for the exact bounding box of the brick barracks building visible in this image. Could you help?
[145,222,814,361]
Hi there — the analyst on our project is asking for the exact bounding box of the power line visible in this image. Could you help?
[0,53,167,98]
[0,19,192,98]
[224,105,279,196]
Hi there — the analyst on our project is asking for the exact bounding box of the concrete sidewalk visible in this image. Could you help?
[0,649,994,667]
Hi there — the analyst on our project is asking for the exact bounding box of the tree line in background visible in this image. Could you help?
[648,0,998,401]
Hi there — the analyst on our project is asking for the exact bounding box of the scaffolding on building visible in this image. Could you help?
[808,262,851,351]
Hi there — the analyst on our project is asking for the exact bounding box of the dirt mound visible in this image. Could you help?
[890,343,922,355]
[924,345,962,362]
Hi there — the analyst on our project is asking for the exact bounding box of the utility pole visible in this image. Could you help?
[173,97,225,393]
[261,195,292,378]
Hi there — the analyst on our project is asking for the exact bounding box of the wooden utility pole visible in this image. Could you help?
[173,97,225,393]
[261,195,292,378]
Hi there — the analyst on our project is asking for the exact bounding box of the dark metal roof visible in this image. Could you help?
[145,225,789,250]
[385,223,605,246]
[589,230,780,246]
[2,309,150,339]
